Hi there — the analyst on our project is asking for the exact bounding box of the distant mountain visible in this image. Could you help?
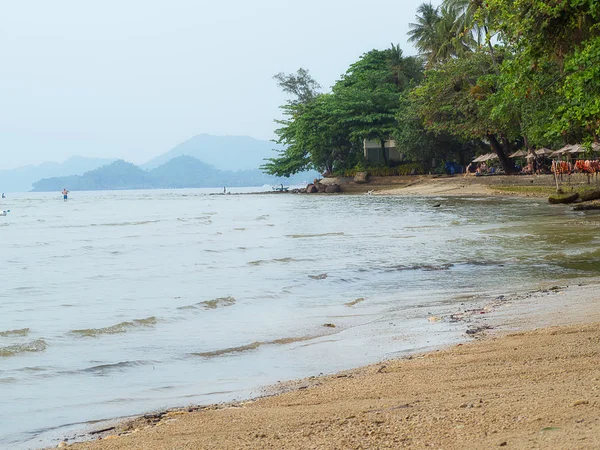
[31,156,317,192]
[141,134,279,171]
[32,160,155,191]
[0,156,116,193]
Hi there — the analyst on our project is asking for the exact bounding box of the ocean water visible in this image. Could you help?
[1,189,600,448]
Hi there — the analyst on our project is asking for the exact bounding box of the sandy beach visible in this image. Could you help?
[63,279,600,450]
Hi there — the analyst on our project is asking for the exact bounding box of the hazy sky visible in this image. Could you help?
[0,0,440,170]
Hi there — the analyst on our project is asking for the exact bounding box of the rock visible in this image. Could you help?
[354,172,369,184]
[573,201,600,211]
[323,323,336,328]
[305,184,318,194]
[325,184,341,193]
[548,192,579,204]
[316,182,327,193]
[579,189,600,202]
[571,400,589,406]
[57,442,68,448]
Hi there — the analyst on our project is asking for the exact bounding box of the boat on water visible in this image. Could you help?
[272,185,289,192]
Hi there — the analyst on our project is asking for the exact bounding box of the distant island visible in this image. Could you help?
[31,156,313,192]
[0,134,317,192]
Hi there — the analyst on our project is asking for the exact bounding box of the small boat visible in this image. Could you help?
[272,185,289,192]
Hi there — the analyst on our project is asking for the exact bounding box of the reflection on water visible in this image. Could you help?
[0,189,599,447]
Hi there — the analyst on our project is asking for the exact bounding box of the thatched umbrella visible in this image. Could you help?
[509,150,527,158]
[535,147,553,156]
[550,145,572,158]
[568,144,586,154]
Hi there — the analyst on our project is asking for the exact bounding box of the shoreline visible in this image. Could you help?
[62,278,600,449]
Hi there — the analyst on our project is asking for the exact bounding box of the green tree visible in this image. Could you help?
[412,52,518,173]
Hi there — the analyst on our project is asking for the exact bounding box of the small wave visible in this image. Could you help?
[178,296,236,311]
[384,263,453,272]
[193,335,319,358]
[256,215,269,220]
[0,377,16,384]
[287,232,345,239]
[90,220,160,227]
[0,328,30,337]
[0,339,47,357]
[79,360,152,375]
[233,227,246,231]
[248,257,295,266]
[70,316,158,337]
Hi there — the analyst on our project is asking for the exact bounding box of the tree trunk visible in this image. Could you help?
[380,140,388,165]
[487,133,515,174]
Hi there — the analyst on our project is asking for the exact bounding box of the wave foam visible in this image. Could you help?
[70,316,158,337]
[0,339,47,357]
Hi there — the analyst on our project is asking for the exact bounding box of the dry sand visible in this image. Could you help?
[338,173,591,197]
[66,282,600,450]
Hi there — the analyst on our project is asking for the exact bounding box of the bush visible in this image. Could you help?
[335,162,425,177]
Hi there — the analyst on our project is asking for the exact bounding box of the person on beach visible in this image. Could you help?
[464,163,473,178]
[62,188,69,201]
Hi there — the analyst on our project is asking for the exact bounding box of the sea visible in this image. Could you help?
[1,188,600,448]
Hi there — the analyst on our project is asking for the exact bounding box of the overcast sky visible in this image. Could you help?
[0,0,441,170]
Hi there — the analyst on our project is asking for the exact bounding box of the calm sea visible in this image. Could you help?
[1,188,599,448]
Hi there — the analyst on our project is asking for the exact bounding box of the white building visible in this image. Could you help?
[363,139,403,164]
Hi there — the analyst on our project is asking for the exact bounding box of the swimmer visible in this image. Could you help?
[62,188,69,201]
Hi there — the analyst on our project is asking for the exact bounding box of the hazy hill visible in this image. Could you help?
[149,155,224,188]
[141,134,279,171]
[0,156,116,193]
[32,160,155,191]
[31,156,317,192]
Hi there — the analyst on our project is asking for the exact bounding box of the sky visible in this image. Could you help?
[0,0,441,170]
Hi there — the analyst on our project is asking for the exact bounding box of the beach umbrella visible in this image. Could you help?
[472,154,485,162]
[535,147,553,156]
[550,145,572,157]
[509,150,527,158]
[568,144,586,154]
[484,153,498,161]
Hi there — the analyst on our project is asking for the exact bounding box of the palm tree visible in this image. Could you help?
[435,4,476,61]
[408,2,475,66]
[408,3,441,64]
[443,0,499,71]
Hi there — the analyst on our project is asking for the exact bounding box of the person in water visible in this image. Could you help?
[1,193,5,199]
[62,188,69,201]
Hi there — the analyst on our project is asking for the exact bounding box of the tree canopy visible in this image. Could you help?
[262,1,600,178]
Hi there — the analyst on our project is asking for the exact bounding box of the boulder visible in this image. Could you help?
[354,172,369,184]
[579,189,600,202]
[325,184,341,193]
[316,182,327,193]
[305,184,318,194]
[548,192,579,204]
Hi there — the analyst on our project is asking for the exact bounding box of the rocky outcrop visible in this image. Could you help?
[325,184,341,193]
[305,184,318,194]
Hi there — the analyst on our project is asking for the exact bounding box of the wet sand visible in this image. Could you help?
[65,282,600,450]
